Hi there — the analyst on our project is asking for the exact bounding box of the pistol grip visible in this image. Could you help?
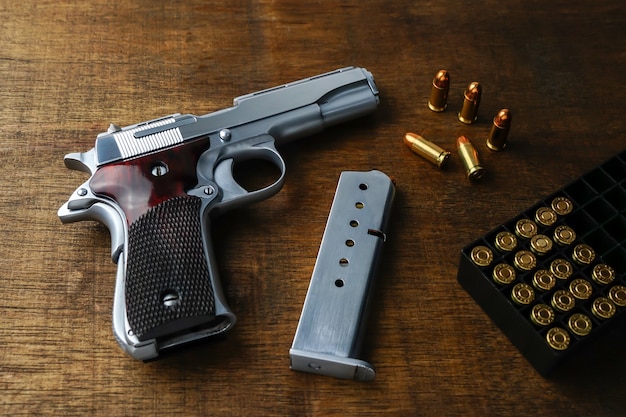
[125,194,230,341]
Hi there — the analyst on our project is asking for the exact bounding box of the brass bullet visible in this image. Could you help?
[513,250,536,271]
[470,245,493,267]
[568,313,592,337]
[494,231,517,252]
[530,234,553,256]
[572,243,595,265]
[492,263,517,285]
[530,304,555,327]
[608,285,626,307]
[569,278,593,300]
[591,263,615,285]
[403,133,451,168]
[551,196,574,216]
[458,82,482,124]
[486,109,512,151]
[535,207,558,227]
[553,225,576,246]
[456,136,485,181]
[546,327,570,351]
[514,218,538,239]
[551,290,576,313]
[532,269,556,292]
[591,297,616,320]
[511,282,535,305]
[428,70,450,112]
[550,258,573,280]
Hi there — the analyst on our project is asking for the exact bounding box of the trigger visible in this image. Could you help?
[67,180,99,210]
[213,158,248,199]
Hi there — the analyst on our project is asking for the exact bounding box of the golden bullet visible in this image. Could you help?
[428,70,450,112]
[403,133,451,168]
[457,136,485,181]
[458,82,482,124]
[486,109,512,151]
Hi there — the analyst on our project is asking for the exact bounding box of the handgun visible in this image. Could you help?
[58,67,380,360]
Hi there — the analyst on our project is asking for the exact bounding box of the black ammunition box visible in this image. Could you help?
[458,149,626,375]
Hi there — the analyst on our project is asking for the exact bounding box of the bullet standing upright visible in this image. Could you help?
[486,109,512,151]
[458,82,482,124]
[428,70,450,112]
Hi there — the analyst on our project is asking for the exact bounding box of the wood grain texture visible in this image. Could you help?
[1,0,626,415]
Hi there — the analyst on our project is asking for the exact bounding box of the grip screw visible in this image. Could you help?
[161,290,181,308]
[151,162,169,177]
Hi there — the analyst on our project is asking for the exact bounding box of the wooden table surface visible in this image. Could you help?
[2,1,626,415]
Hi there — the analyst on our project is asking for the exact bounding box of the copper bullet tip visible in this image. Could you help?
[403,132,419,146]
[494,108,511,128]
[464,82,481,100]
[433,70,450,89]
[456,135,471,146]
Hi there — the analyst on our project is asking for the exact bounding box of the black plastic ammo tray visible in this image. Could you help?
[457,149,626,376]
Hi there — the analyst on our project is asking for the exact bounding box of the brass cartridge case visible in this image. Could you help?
[609,285,626,307]
[494,231,517,252]
[456,135,485,181]
[568,313,592,336]
[551,290,576,313]
[428,70,450,112]
[514,218,538,239]
[591,263,615,285]
[530,304,555,327]
[551,196,574,215]
[569,278,593,300]
[492,263,516,285]
[546,327,570,351]
[486,109,512,151]
[532,269,556,292]
[458,82,482,124]
[511,282,535,305]
[550,258,573,280]
[530,234,553,256]
[591,297,616,320]
[403,133,451,168]
[553,225,576,246]
[572,243,595,265]
[513,250,537,271]
[535,207,558,226]
[470,245,493,267]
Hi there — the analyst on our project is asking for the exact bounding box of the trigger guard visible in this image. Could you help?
[213,146,287,206]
